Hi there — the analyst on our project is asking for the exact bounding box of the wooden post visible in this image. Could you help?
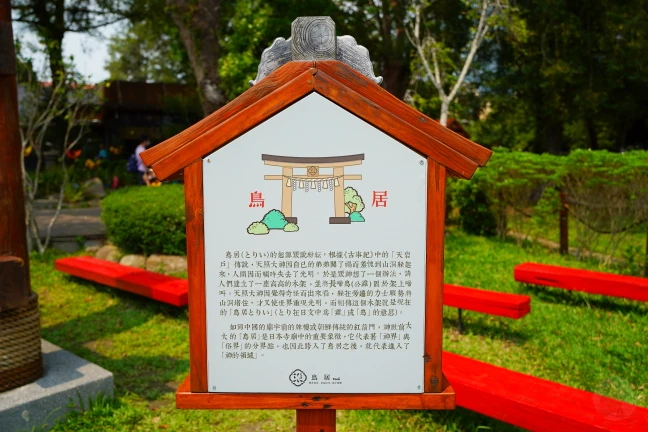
[282,167,293,218]
[0,0,42,393]
[329,167,349,224]
[296,409,336,432]
[559,192,569,255]
[333,167,344,217]
[644,223,648,278]
[0,0,31,311]
[425,161,446,393]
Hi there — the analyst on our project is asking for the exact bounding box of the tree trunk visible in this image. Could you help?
[616,119,628,151]
[33,0,66,85]
[585,116,598,150]
[376,0,411,99]
[381,59,410,99]
[439,99,449,127]
[167,0,227,116]
[46,37,65,85]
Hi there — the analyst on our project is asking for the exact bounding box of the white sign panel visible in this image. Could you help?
[203,94,428,393]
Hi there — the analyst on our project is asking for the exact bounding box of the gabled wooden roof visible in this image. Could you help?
[141,60,492,181]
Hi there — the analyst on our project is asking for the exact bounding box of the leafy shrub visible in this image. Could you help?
[283,223,299,232]
[102,185,186,255]
[449,179,497,236]
[261,209,287,229]
[449,149,562,237]
[247,222,269,235]
[557,150,648,260]
[35,159,137,199]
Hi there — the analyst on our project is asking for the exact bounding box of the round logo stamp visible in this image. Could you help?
[289,369,307,387]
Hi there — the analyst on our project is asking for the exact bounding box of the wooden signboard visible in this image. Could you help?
[141,17,492,432]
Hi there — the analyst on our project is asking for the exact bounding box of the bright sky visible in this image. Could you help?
[13,21,122,84]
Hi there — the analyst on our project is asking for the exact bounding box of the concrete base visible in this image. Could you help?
[0,340,114,432]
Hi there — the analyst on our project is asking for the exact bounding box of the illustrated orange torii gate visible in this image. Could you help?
[262,154,364,224]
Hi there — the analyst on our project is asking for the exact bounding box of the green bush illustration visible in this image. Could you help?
[261,209,288,229]
[283,223,299,232]
[344,187,365,222]
[247,221,270,235]
[344,187,365,213]
[349,212,365,222]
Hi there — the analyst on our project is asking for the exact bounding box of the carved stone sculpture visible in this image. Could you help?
[250,16,383,86]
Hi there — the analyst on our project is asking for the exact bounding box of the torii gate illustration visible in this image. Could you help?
[262,153,364,224]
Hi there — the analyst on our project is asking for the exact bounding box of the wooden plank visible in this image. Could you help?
[176,374,455,410]
[313,71,479,180]
[264,175,361,181]
[425,162,445,393]
[514,263,648,302]
[296,410,336,432]
[263,160,363,169]
[184,160,208,392]
[315,61,492,168]
[443,351,648,432]
[140,61,315,168]
[261,153,364,164]
[54,257,188,306]
[444,284,531,319]
[149,69,317,181]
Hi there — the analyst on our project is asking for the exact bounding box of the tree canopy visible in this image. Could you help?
[14,0,648,152]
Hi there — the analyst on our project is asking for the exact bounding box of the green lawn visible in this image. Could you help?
[29,228,648,431]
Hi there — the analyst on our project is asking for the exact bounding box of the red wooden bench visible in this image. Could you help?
[443,351,648,431]
[54,256,188,307]
[444,284,531,331]
[514,262,648,302]
[55,258,532,325]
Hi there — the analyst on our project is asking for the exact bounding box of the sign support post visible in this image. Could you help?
[297,409,336,432]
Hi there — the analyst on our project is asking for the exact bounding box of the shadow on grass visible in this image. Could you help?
[520,284,648,315]
[42,302,152,346]
[41,282,190,401]
[60,275,188,319]
[92,353,189,401]
[442,313,529,345]
[421,407,522,431]
[355,407,523,432]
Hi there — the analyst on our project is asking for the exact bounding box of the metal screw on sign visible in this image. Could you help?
[420,160,424,165]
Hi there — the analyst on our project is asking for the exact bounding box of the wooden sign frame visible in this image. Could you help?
[141,60,492,429]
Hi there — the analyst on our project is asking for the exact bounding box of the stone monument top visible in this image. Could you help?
[249,16,383,86]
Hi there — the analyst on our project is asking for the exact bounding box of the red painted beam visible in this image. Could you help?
[514,262,648,302]
[55,257,188,306]
[443,351,648,431]
[444,284,530,319]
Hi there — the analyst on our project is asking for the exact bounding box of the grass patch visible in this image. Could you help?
[29,229,647,431]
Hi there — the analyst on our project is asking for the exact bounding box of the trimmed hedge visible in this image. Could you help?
[448,149,648,271]
[101,185,186,255]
